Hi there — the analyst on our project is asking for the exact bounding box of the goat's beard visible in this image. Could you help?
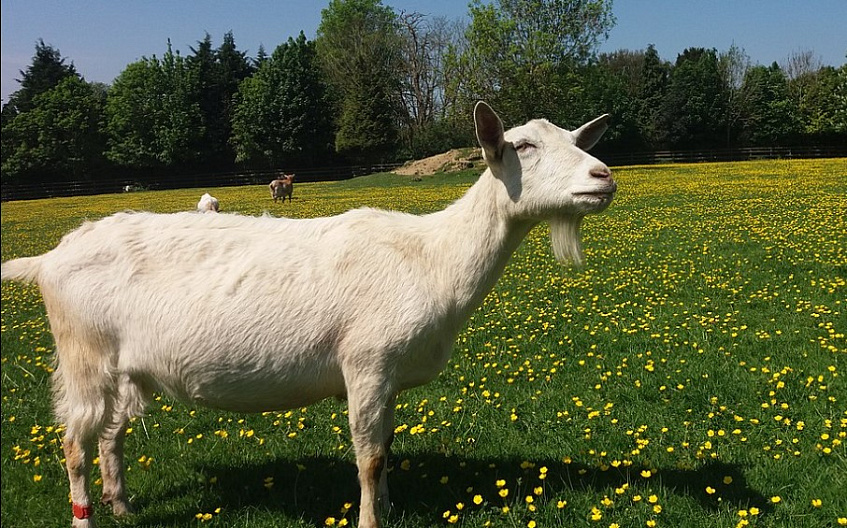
[549,215,584,266]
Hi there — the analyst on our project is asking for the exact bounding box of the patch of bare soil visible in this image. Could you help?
[393,148,483,176]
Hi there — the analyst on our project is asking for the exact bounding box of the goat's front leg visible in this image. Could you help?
[347,383,395,528]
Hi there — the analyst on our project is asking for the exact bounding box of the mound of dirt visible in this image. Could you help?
[393,148,483,176]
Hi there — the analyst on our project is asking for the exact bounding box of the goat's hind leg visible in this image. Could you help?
[63,430,99,528]
[99,374,149,516]
[47,292,124,527]
[53,347,114,527]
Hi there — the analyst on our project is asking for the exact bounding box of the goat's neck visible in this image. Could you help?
[432,170,535,318]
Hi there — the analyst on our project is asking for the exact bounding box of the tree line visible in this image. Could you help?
[2,0,845,187]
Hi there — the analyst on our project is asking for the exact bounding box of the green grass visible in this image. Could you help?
[1,159,845,528]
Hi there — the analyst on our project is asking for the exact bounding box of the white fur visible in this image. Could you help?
[0,102,615,528]
[196,193,219,213]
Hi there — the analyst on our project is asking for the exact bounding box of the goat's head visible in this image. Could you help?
[474,101,616,265]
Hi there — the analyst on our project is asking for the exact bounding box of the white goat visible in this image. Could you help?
[196,192,219,213]
[269,174,294,203]
[0,102,615,528]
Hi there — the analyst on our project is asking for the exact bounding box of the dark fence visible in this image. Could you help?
[597,144,847,167]
[2,146,845,202]
[0,163,404,202]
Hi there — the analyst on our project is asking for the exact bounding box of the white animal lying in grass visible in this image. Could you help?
[196,192,219,213]
[0,101,616,528]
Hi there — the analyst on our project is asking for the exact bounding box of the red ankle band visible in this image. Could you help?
[73,503,94,519]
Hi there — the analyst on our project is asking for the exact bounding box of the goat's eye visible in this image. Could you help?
[514,141,536,153]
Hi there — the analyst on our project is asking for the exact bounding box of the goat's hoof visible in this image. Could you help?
[113,502,134,517]
[101,496,134,516]
[72,517,97,528]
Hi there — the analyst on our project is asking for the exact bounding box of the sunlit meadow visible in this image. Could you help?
[1,159,844,528]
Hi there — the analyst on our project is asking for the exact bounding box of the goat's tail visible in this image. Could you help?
[1,256,43,283]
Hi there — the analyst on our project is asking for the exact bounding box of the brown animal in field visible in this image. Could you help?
[269,174,295,203]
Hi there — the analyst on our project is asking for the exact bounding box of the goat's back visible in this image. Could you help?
[1,210,457,410]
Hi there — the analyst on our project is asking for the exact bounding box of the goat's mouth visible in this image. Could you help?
[573,185,616,211]
[574,182,617,199]
[574,189,616,202]
[575,190,615,198]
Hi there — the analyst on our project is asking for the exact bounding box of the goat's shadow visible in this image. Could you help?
[128,452,772,526]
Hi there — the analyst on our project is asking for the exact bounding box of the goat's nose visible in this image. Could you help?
[590,166,612,179]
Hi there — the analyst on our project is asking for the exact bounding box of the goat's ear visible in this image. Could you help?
[474,101,506,162]
[573,114,610,151]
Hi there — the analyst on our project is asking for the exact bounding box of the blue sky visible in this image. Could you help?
[2,1,845,104]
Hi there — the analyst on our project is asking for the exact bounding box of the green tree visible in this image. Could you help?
[660,48,728,148]
[255,44,269,67]
[719,44,751,148]
[588,50,648,151]
[835,62,847,134]
[215,33,254,163]
[187,34,222,163]
[316,0,402,162]
[187,32,253,166]
[453,0,615,124]
[789,64,847,143]
[105,43,204,167]
[2,76,107,184]
[2,40,79,124]
[637,44,670,149]
[231,33,334,167]
[334,74,399,161]
[739,63,800,146]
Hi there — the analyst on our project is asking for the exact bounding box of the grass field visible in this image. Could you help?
[1,159,845,528]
